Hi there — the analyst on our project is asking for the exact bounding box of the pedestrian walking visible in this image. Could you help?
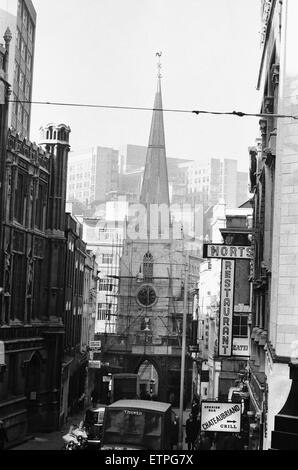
[191,397,200,420]
[185,413,199,451]
[198,431,212,450]
[0,420,8,451]
[220,432,241,450]
[169,392,175,405]
[91,388,99,407]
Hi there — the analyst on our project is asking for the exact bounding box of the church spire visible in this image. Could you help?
[140,53,170,206]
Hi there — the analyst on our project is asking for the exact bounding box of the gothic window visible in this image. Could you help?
[11,253,26,321]
[14,171,26,224]
[35,183,46,230]
[32,259,43,320]
[143,252,153,282]
[8,354,18,396]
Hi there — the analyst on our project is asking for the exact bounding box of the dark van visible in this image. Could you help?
[101,399,174,450]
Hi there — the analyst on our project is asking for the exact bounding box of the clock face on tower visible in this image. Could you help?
[136,284,157,308]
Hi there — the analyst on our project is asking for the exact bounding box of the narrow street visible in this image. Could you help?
[2,0,298,453]
[10,408,192,451]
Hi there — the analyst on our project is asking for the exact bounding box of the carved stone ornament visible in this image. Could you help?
[271,63,279,87]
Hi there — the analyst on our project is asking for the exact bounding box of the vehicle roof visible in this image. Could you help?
[112,373,138,377]
[107,400,171,412]
[87,404,107,411]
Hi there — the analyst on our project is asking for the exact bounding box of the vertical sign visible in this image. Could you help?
[0,341,5,364]
[219,259,235,356]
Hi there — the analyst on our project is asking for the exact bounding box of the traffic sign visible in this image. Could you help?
[201,401,241,433]
[88,360,101,369]
[89,340,101,350]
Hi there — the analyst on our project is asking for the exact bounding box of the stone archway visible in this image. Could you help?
[137,359,159,399]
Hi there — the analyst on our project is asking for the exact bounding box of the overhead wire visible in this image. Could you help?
[8,99,298,120]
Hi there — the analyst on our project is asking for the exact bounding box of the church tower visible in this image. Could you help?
[100,57,192,405]
[140,73,170,206]
[39,123,71,234]
[39,123,71,321]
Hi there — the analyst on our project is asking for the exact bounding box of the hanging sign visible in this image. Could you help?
[0,341,5,364]
[89,340,101,350]
[88,360,101,369]
[232,337,250,357]
[201,401,241,433]
[218,259,235,356]
[203,244,253,259]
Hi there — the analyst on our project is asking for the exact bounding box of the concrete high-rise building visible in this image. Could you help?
[67,146,119,206]
[82,218,124,335]
[187,157,250,210]
[119,144,193,204]
[119,143,147,174]
[0,0,36,138]
[237,171,250,207]
[220,158,238,208]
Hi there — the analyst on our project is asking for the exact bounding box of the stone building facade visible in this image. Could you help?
[0,42,95,443]
[248,0,298,450]
[0,118,71,444]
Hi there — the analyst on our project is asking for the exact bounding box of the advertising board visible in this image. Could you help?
[201,401,241,433]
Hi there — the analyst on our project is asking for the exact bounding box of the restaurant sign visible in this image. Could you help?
[219,259,235,356]
[232,336,250,357]
[203,244,253,259]
[201,401,241,433]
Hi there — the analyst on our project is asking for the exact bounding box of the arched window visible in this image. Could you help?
[143,252,153,282]
[60,127,66,140]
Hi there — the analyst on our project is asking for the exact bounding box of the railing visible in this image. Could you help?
[249,360,266,408]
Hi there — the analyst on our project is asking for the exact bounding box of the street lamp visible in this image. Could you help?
[177,254,189,450]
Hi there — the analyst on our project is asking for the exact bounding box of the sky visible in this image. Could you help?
[29,0,262,172]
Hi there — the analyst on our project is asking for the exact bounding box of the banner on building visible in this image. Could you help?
[218,259,235,356]
[232,336,250,357]
[201,401,241,433]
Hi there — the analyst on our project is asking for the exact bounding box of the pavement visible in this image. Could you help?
[11,409,86,451]
[10,407,191,451]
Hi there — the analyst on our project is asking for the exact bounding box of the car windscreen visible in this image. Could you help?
[103,408,162,449]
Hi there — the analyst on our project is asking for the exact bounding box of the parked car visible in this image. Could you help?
[83,404,107,449]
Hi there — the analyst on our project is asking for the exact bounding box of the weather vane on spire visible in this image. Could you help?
[156,51,162,79]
